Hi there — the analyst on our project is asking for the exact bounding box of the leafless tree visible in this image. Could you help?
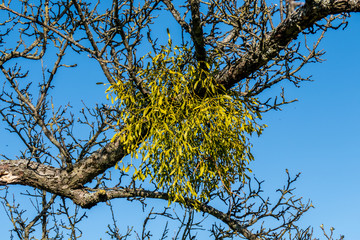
[0,0,358,239]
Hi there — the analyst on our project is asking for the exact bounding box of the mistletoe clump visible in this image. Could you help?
[106,39,265,206]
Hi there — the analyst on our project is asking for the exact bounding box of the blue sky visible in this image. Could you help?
[0,6,359,239]
[251,13,360,238]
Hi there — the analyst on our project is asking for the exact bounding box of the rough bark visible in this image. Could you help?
[216,0,360,90]
[0,0,359,238]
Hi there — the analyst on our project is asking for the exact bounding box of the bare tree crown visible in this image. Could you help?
[0,0,358,239]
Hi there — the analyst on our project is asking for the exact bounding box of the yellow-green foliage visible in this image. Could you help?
[106,39,265,206]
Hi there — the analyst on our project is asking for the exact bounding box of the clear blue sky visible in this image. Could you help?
[0,8,359,239]
[251,13,360,238]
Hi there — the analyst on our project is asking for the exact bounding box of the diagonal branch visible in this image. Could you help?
[0,158,260,239]
[215,0,360,90]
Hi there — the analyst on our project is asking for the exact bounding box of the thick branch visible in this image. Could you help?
[0,158,259,239]
[0,138,126,190]
[189,0,207,64]
[67,139,126,187]
[216,0,360,90]
[0,160,64,192]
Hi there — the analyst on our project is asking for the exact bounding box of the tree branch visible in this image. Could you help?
[215,0,360,90]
